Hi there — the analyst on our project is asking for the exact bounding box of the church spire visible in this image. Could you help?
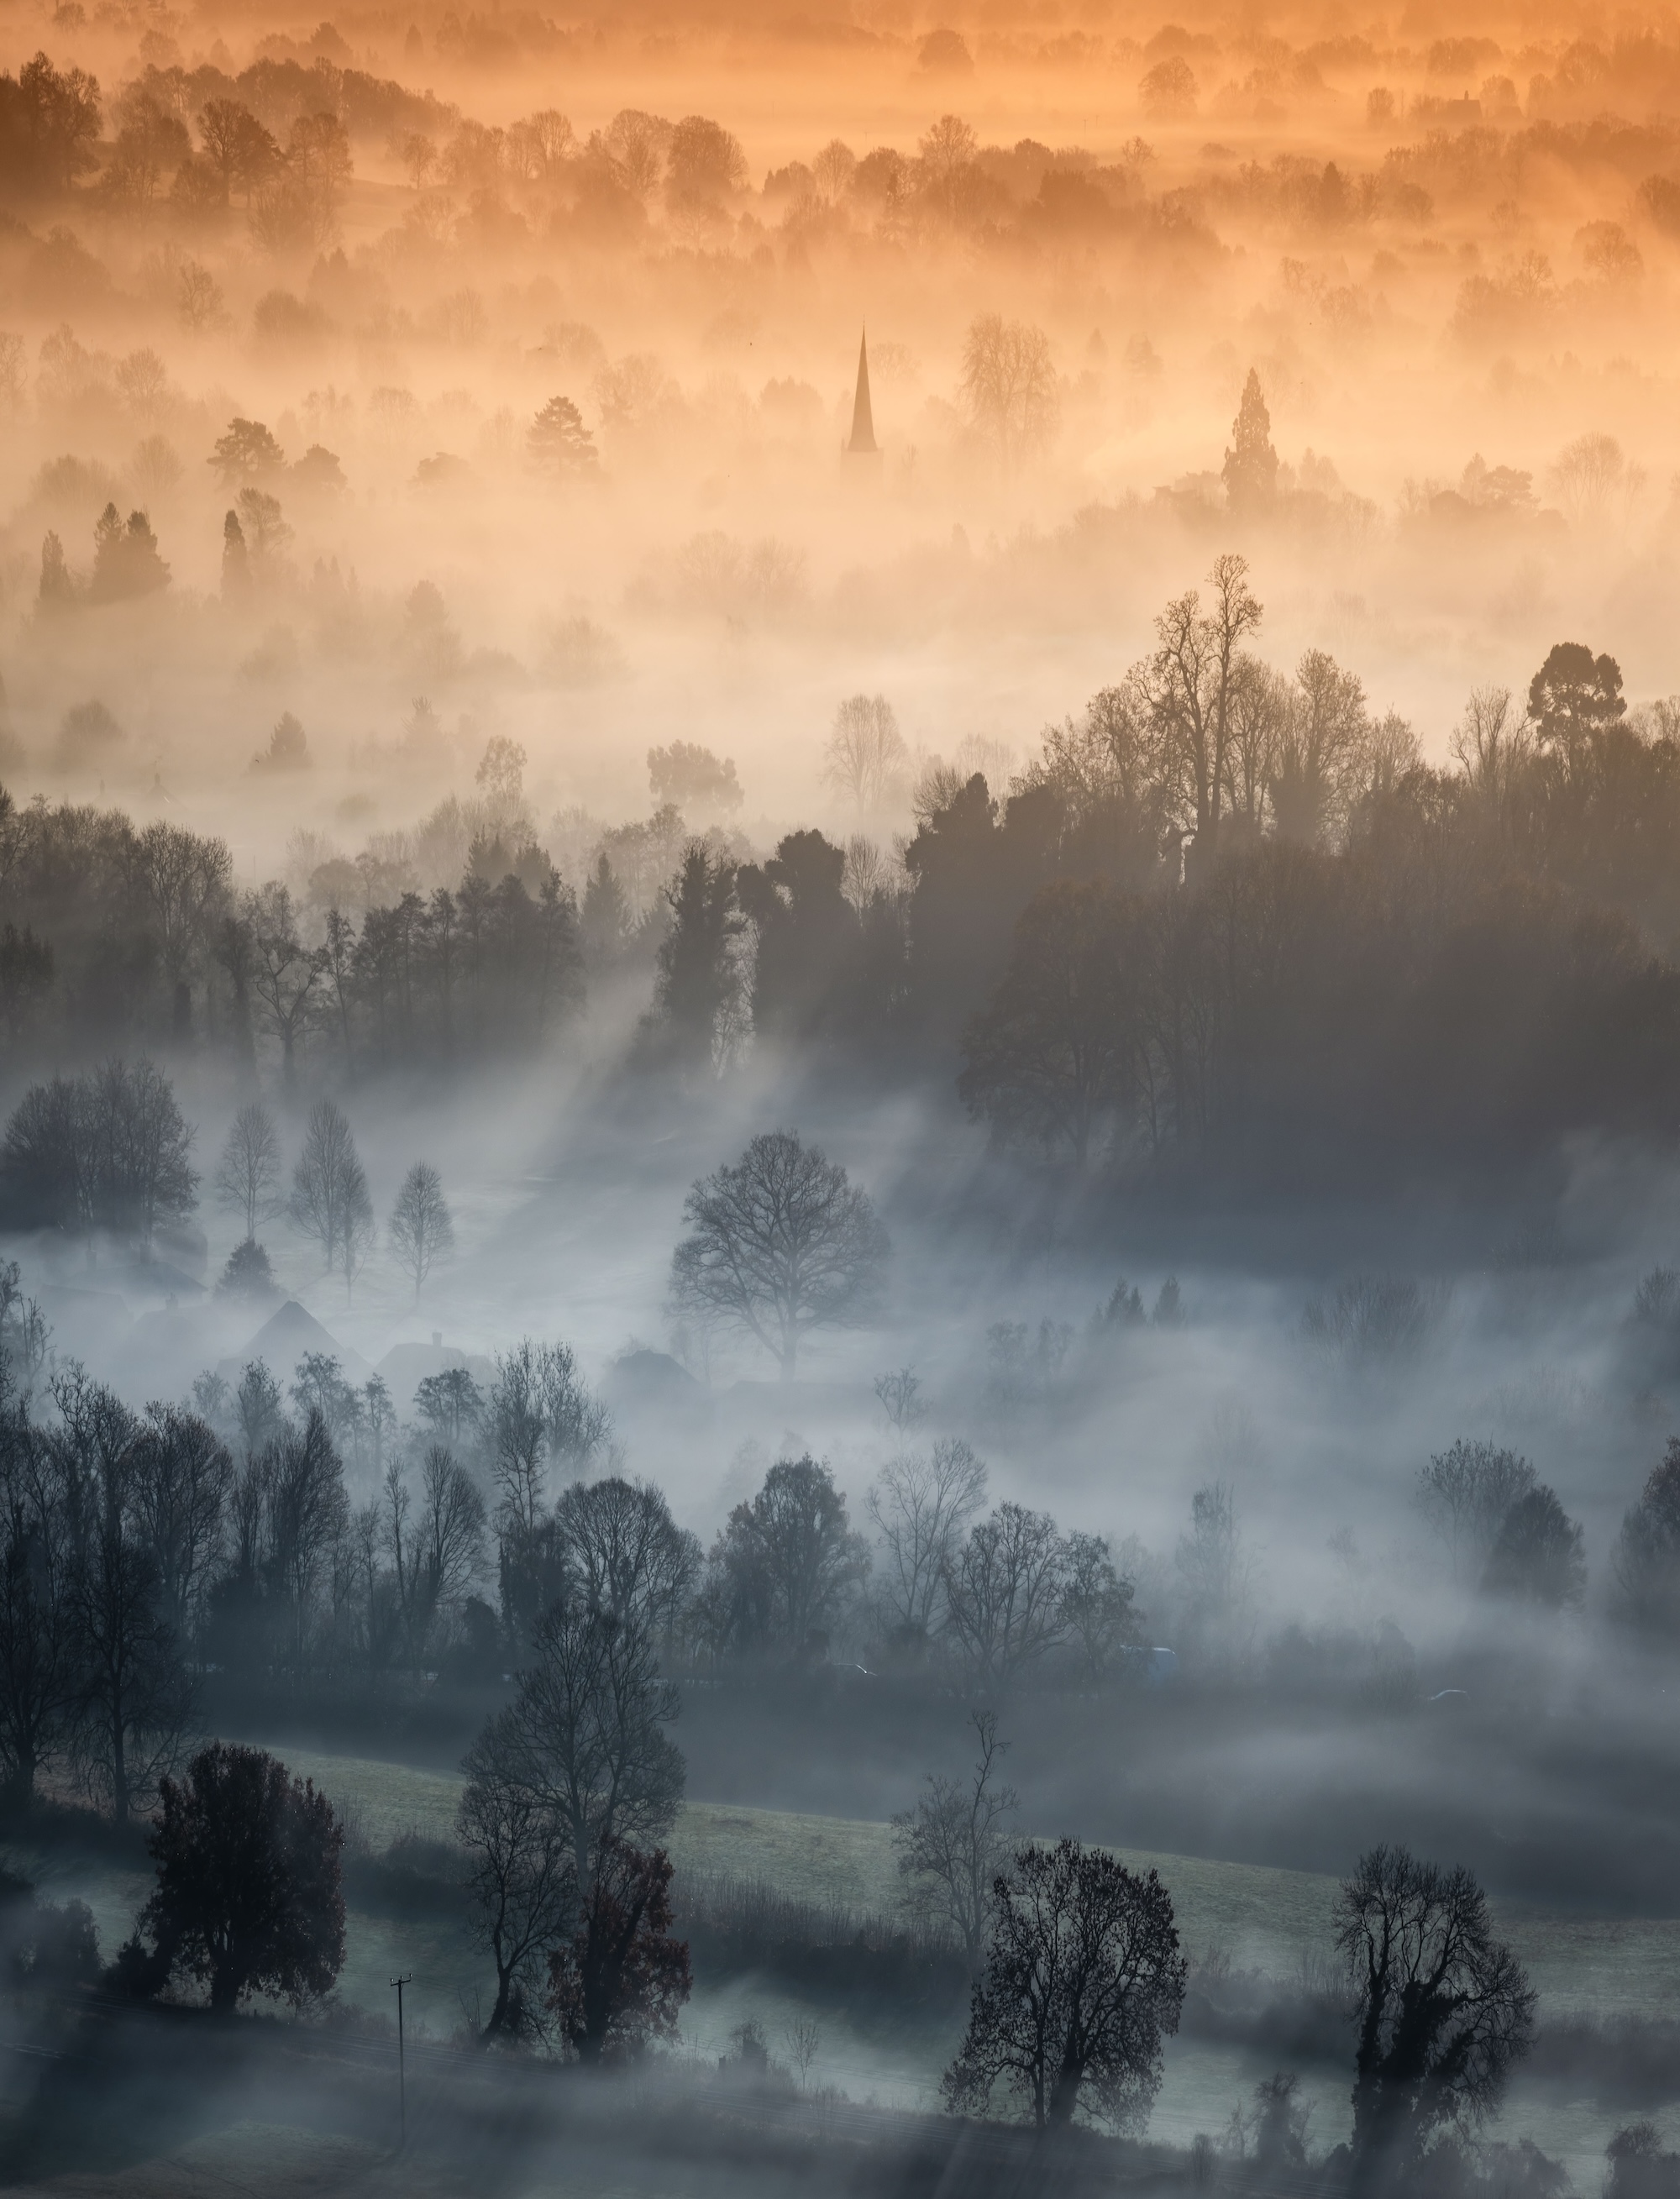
[846,328,878,455]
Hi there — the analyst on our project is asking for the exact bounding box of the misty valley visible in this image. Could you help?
[8,0,1680,2193]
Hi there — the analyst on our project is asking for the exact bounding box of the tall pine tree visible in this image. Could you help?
[1222,369,1278,512]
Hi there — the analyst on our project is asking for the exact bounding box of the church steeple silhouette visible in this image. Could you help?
[845,328,878,455]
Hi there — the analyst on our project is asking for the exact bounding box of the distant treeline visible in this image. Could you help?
[0,786,581,1079]
[638,594,1680,1192]
[8,577,1680,1197]
[0,1330,1148,1824]
[0,46,449,205]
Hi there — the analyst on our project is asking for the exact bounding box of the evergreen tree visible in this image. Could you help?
[220,510,250,598]
[87,506,170,602]
[1222,369,1278,511]
[580,854,632,971]
[638,847,743,1074]
[38,531,76,610]
[528,396,598,475]
[1526,641,1625,761]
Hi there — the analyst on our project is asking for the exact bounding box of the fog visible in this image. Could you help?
[7,2,1680,2192]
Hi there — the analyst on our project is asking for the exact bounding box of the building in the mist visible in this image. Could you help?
[844,329,878,457]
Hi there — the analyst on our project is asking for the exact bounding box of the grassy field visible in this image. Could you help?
[265,1742,1680,2023]
[14,1739,1680,2191]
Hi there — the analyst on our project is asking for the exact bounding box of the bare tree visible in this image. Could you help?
[1451,685,1531,816]
[873,1366,928,1441]
[1223,662,1291,824]
[1548,429,1641,527]
[51,1374,193,1821]
[811,138,855,202]
[415,1367,484,1447]
[822,695,906,809]
[892,1707,1018,1971]
[242,884,324,1086]
[960,314,1058,468]
[389,1161,454,1302]
[132,821,232,1014]
[0,1404,81,1808]
[213,1101,283,1243]
[1269,648,1368,845]
[130,1404,232,1651]
[552,1477,701,1648]
[669,1130,890,1379]
[0,1264,51,1405]
[91,1059,198,1250]
[387,1446,486,1670]
[1173,1482,1255,1666]
[784,2013,822,2088]
[501,1601,685,1882]
[457,1706,577,2040]
[341,1194,375,1304]
[1337,1844,1536,2189]
[1415,1441,1536,1585]
[943,1839,1186,2131]
[289,1100,372,1294]
[942,1502,1067,1692]
[1131,553,1263,853]
[868,1437,987,1648]
[488,1341,548,1535]
[536,1342,612,1478]
[258,1408,350,1673]
[1059,1530,1141,1683]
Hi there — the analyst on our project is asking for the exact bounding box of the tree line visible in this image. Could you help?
[0,46,442,211]
[627,585,1680,1199]
[12,575,1680,1202]
[22,1691,1544,2199]
[0,1305,1158,1830]
[0,1068,454,1312]
[0,785,583,1084]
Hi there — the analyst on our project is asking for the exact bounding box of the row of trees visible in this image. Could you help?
[276,1320,1141,1690]
[95,1714,1538,2199]
[0,1365,206,1819]
[454,1627,1533,2190]
[0,1294,1159,1805]
[0,1063,453,1309]
[67,1712,1538,2199]
[1415,1441,1587,1609]
[215,1096,454,1303]
[954,625,1680,1180]
[1414,1430,1680,1631]
[0,47,436,246]
[0,789,582,1080]
[613,593,1680,1199]
[908,1714,1534,2187]
[13,587,1680,1207]
[0,1058,196,1246]
[111,1729,689,2066]
[0,1351,505,1813]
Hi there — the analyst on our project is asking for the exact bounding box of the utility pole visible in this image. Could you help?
[390,1973,413,2149]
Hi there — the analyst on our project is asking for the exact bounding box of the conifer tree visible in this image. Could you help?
[220,510,250,598]
[1222,368,1278,511]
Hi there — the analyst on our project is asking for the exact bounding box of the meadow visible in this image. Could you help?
[10,1735,1680,2183]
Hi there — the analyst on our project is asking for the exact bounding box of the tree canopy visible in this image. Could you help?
[1336,1843,1536,2192]
[669,1130,889,1377]
[125,1741,344,2012]
[942,1838,1187,2130]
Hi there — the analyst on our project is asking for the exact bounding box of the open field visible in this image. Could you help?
[260,1742,1680,2022]
[13,1740,1680,2189]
